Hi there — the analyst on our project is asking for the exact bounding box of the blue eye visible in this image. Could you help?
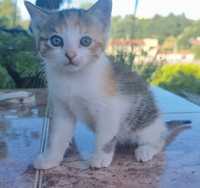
[80,36,92,47]
[50,35,64,47]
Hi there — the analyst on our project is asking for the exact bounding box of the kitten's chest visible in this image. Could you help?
[52,75,101,123]
[68,96,96,125]
[67,92,101,126]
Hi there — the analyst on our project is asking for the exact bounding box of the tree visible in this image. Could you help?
[0,64,15,89]
[111,16,130,39]
[177,21,200,49]
[111,14,192,43]
[161,36,177,52]
[191,45,200,60]
[0,29,43,88]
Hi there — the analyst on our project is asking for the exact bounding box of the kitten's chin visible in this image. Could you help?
[61,62,87,72]
[64,64,82,72]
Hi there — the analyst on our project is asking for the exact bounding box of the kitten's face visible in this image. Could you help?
[25,0,112,72]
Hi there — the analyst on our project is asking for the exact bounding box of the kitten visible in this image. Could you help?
[25,0,166,169]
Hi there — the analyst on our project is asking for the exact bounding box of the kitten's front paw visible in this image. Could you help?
[33,153,61,170]
[90,152,113,168]
[135,145,159,162]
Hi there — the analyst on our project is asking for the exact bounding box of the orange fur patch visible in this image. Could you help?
[39,41,52,57]
[90,41,102,57]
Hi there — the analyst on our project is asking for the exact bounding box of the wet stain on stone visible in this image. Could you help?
[0,141,8,159]
[31,131,40,139]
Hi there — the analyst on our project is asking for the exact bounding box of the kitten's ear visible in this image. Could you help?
[88,0,112,26]
[24,1,49,28]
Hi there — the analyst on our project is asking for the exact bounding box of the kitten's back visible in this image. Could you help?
[110,61,159,130]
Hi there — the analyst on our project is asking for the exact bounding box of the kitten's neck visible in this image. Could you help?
[78,54,109,77]
[46,53,111,98]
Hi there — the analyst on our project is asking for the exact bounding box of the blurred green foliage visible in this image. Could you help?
[151,63,200,95]
[111,14,193,43]
[111,14,200,58]
[111,51,135,69]
[0,0,47,89]
[0,31,42,89]
[112,51,200,96]
[0,0,199,97]
[0,0,44,89]
[133,63,162,82]
[191,45,200,60]
[177,21,200,49]
[0,63,15,88]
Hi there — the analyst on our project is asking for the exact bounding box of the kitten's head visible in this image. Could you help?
[25,0,112,72]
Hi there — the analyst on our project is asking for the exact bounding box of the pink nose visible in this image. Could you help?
[65,51,77,61]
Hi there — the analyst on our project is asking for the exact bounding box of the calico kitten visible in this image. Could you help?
[25,0,166,169]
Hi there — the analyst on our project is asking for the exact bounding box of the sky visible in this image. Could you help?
[18,0,200,20]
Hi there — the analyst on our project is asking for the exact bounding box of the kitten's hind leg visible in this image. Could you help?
[34,104,75,169]
[134,117,166,162]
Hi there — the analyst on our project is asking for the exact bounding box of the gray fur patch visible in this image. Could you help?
[110,62,149,96]
[126,93,159,130]
[103,136,117,154]
[110,62,159,130]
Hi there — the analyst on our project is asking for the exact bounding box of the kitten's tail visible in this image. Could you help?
[165,120,192,146]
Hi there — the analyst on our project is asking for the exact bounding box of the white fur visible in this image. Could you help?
[34,54,167,169]
[34,55,131,169]
[134,117,166,162]
[116,115,166,162]
[28,0,166,169]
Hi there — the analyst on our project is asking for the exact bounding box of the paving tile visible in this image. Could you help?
[0,89,200,188]
[0,90,45,188]
[152,86,200,113]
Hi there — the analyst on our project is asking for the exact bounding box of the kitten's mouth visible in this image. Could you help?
[65,61,79,67]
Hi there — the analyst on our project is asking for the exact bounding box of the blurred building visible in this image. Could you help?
[157,51,194,63]
[191,37,200,46]
[108,38,195,63]
[108,38,159,63]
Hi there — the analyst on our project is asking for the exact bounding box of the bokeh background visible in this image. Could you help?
[0,0,200,104]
